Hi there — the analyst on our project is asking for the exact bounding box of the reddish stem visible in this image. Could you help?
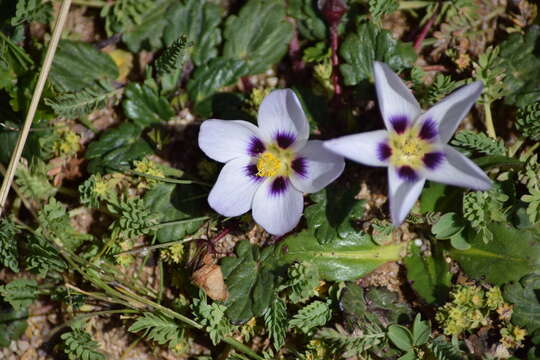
[413,14,436,53]
[289,26,305,73]
[330,23,341,96]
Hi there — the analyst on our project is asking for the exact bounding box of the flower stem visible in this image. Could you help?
[0,0,72,217]
[483,102,496,138]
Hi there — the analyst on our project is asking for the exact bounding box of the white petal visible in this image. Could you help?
[257,89,309,147]
[388,167,426,226]
[289,140,345,194]
[415,81,483,143]
[422,145,492,190]
[323,130,391,167]
[373,61,421,131]
[199,119,263,163]
[208,158,262,217]
[252,177,304,236]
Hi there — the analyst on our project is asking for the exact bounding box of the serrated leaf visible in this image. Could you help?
[0,279,38,312]
[223,0,293,75]
[289,300,332,334]
[339,23,416,86]
[221,240,279,324]
[86,123,153,174]
[144,183,206,243]
[277,230,404,281]
[503,274,540,334]
[304,184,365,244]
[128,312,184,348]
[449,223,540,285]
[0,304,28,348]
[0,219,19,272]
[387,325,413,351]
[163,0,222,66]
[412,314,430,346]
[123,83,174,128]
[263,297,287,350]
[288,0,327,41]
[50,40,118,92]
[404,243,452,304]
[45,83,118,119]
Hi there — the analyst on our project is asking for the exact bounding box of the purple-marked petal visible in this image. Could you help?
[248,137,265,156]
[423,145,491,190]
[257,89,309,148]
[275,131,296,149]
[418,118,438,140]
[377,142,392,161]
[290,140,345,193]
[373,62,421,131]
[388,167,426,226]
[423,152,445,170]
[291,157,307,178]
[398,166,418,182]
[252,177,304,236]
[323,130,390,167]
[244,164,264,182]
[270,176,289,196]
[208,158,262,217]
[199,119,262,163]
[415,81,483,143]
[390,115,409,134]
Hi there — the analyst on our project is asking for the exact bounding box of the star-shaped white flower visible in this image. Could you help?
[199,89,345,235]
[324,62,492,225]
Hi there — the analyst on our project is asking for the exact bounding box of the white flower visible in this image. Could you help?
[324,62,492,226]
[198,89,345,235]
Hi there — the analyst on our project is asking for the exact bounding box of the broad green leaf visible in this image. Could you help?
[0,304,28,348]
[223,0,293,75]
[411,314,430,346]
[304,184,364,244]
[420,182,462,214]
[387,325,413,351]
[503,274,540,334]
[277,230,404,281]
[50,40,118,92]
[123,83,174,128]
[144,183,206,243]
[187,58,247,115]
[288,0,327,41]
[163,0,223,66]
[86,123,153,174]
[339,23,416,86]
[0,279,37,311]
[432,213,464,239]
[398,351,417,360]
[404,243,451,305]
[221,240,279,324]
[473,155,524,170]
[449,223,540,285]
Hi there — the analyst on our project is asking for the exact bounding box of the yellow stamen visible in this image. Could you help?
[256,152,281,177]
[388,126,433,169]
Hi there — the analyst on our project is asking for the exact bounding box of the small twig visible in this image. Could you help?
[0,0,72,217]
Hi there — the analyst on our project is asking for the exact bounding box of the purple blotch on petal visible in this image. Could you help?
[390,115,409,134]
[244,164,263,182]
[377,142,392,161]
[419,118,438,140]
[275,131,296,149]
[292,157,308,177]
[248,137,265,156]
[398,166,418,182]
[423,152,445,170]
[270,176,288,196]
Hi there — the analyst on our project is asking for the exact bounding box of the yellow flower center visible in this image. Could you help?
[389,126,432,169]
[255,146,294,177]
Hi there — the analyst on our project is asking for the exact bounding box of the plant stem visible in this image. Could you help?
[118,237,194,256]
[413,12,436,52]
[148,216,211,230]
[0,0,72,217]
[483,102,496,138]
[70,0,107,7]
[399,1,432,9]
[128,170,211,187]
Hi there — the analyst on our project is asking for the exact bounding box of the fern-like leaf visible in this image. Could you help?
[516,103,540,141]
[109,197,157,240]
[61,328,106,360]
[45,84,119,119]
[155,35,189,76]
[128,312,184,348]
[451,130,505,156]
[26,234,67,277]
[0,219,20,272]
[263,297,288,349]
[317,326,385,357]
[369,0,398,22]
[0,279,38,311]
[289,300,332,334]
[428,336,463,360]
[192,293,233,345]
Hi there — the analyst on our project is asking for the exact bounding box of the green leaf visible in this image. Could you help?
[187,58,247,115]
[289,300,332,334]
[473,155,524,170]
[192,293,232,345]
[50,40,118,92]
[432,213,465,239]
[61,327,106,360]
[0,279,38,312]
[86,123,153,174]
[263,297,287,350]
[123,83,174,128]
[451,130,506,157]
[277,230,404,281]
[45,83,119,119]
[221,240,279,324]
[304,185,365,244]
[223,0,293,75]
[449,223,540,285]
[387,325,413,351]
[339,23,416,86]
[128,312,184,348]
[154,35,189,76]
[144,183,206,243]
[503,274,540,334]
[26,234,67,277]
[288,0,327,41]
[0,304,28,348]
[404,243,452,305]
[411,314,430,346]
[0,219,19,272]
[163,0,223,66]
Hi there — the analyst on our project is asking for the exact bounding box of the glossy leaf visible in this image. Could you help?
[387,325,413,351]
[123,83,174,128]
[277,230,404,281]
